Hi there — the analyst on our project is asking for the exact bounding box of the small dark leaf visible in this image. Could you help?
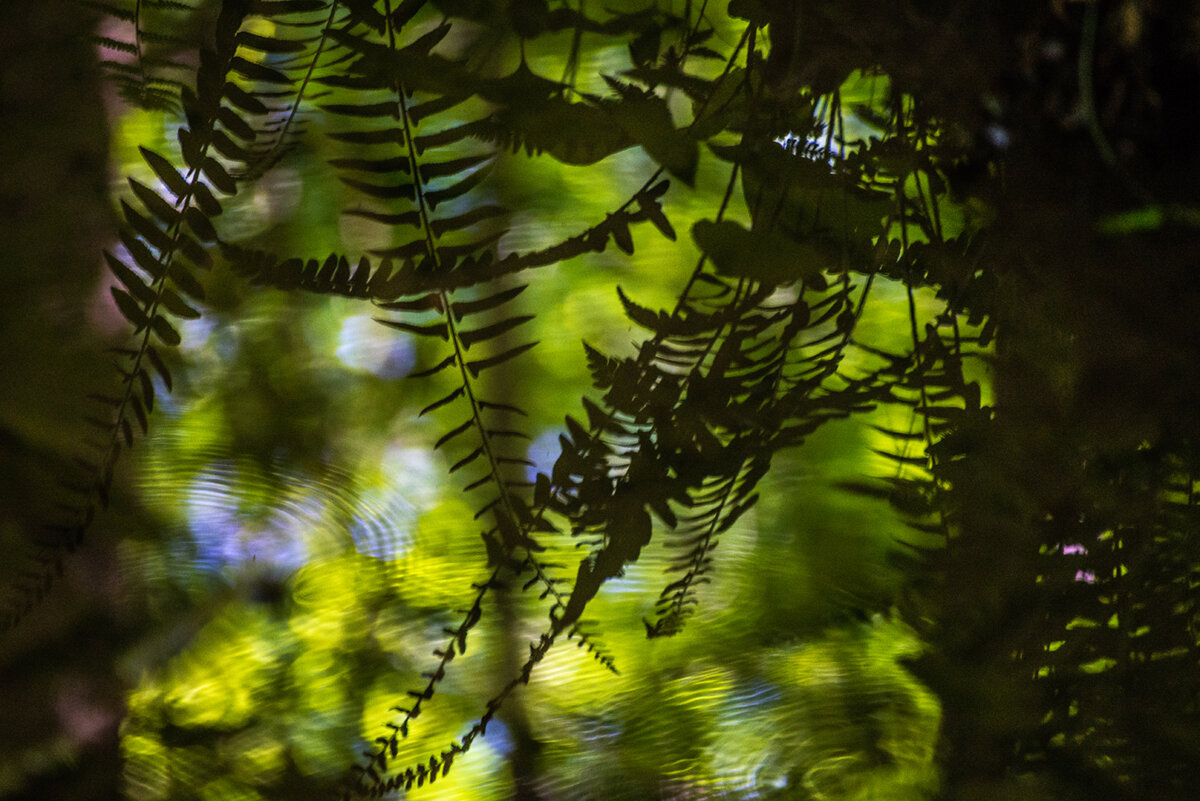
[413,120,481,153]
[128,178,180,226]
[610,219,634,253]
[138,370,155,412]
[110,287,148,328]
[423,163,493,209]
[139,146,191,200]
[435,419,474,450]
[211,130,251,162]
[431,204,506,237]
[230,55,291,84]
[450,447,484,473]
[419,154,492,183]
[104,252,154,306]
[184,207,218,242]
[176,232,213,270]
[321,100,399,119]
[121,202,174,253]
[235,30,309,53]
[369,240,428,260]
[128,392,149,434]
[345,208,423,227]
[118,230,164,278]
[202,157,237,194]
[222,82,269,115]
[449,285,525,320]
[477,401,525,416]
[462,473,493,492]
[340,176,415,200]
[191,180,223,217]
[437,232,503,263]
[217,106,256,142]
[328,156,412,175]
[146,346,173,391]
[378,293,443,313]
[169,263,206,301]
[159,287,202,319]
[326,128,404,146]
[420,387,464,417]
[150,314,182,346]
[458,315,533,348]
[375,318,450,339]
[407,93,471,124]
[408,354,456,378]
[637,190,675,240]
[465,341,537,377]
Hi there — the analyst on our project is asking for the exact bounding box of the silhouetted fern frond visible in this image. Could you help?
[220,176,680,298]
[86,0,201,110]
[226,0,358,179]
[346,629,558,799]
[1,0,266,631]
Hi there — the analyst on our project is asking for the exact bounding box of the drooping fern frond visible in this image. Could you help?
[514,19,766,638]
[224,0,358,180]
[86,0,201,110]
[641,270,885,636]
[1,0,270,631]
[833,96,993,556]
[341,565,500,798]
[346,628,558,799]
[296,4,579,793]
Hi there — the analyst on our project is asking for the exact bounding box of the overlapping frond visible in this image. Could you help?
[548,87,906,639]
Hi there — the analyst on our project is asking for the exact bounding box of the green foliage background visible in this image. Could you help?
[1,1,1198,801]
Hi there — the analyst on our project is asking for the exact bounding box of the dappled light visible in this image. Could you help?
[2,1,1199,800]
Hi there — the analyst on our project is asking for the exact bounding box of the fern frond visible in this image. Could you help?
[322,5,564,791]
[346,630,558,799]
[639,276,867,635]
[1,0,261,632]
[228,0,360,179]
[86,0,201,111]
[221,246,400,298]
[562,108,906,637]
[347,566,504,799]
[220,174,680,299]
